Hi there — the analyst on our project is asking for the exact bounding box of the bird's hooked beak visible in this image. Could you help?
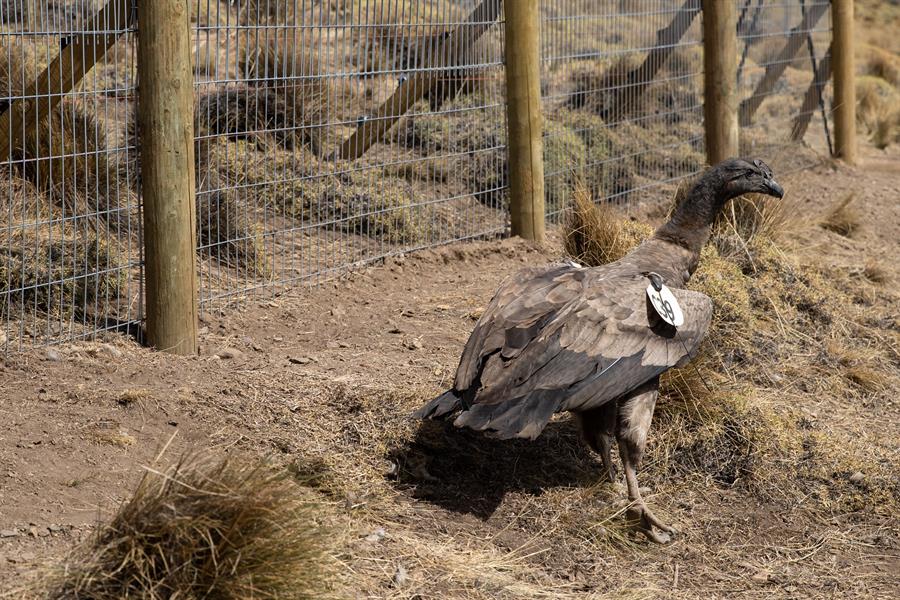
[764,178,785,199]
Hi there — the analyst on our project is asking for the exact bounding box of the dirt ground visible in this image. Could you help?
[1,144,899,599]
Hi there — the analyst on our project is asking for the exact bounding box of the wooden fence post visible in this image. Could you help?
[703,0,739,164]
[138,0,199,355]
[504,0,545,243]
[832,0,857,164]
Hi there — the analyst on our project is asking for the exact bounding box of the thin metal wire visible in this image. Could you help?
[541,0,705,222]
[0,1,834,351]
[736,0,833,172]
[1,0,140,350]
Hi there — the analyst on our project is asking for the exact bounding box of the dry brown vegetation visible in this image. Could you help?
[856,26,900,150]
[39,452,335,600]
[563,184,900,529]
[819,193,861,238]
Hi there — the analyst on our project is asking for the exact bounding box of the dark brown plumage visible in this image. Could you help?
[415,158,784,542]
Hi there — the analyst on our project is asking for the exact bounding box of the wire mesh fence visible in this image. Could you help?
[541,0,706,223]
[0,0,140,350]
[0,0,837,350]
[737,0,833,172]
[192,0,508,305]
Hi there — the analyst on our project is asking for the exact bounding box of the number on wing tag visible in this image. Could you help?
[647,283,684,327]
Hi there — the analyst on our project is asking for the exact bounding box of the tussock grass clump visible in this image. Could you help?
[195,31,328,154]
[566,50,701,124]
[0,176,127,319]
[0,43,127,221]
[44,453,335,600]
[715,193,799,253]
[856,74,900,149]
[862,259,890,284]
[860,44,900,87]
[562,182,899,514]
[819,193,860,237]
[563,182,651,266]
[319,171,426,244]
[398,96,507,206]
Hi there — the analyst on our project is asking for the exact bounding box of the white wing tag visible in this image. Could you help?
[647,283,684,327]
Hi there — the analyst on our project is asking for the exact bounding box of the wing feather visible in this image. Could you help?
[446,270,712,438]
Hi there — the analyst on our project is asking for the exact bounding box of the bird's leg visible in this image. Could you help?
[616,378,675,544]
[577,402,618,483]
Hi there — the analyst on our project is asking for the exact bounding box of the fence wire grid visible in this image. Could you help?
[0,0,835,350]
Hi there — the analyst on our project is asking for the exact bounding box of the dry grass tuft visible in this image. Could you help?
[860,44,900,88]
[819,194,860,237]
[563,181,652,266]
[194,31,328,154]
[0,175,127,320]
[319,170,427,244]
[715,193,799,255]
[856,74,900,149]
[0,43,130,220]
[862,259,891,284]
[42,452,335,600]
[561,175,899,517]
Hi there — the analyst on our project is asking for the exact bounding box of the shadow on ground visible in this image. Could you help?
[386,418,604,520]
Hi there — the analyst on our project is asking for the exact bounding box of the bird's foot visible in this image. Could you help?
[626,504,677,544]
[601,461,617,484]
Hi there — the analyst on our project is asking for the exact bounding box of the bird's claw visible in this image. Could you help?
[626,504,676,544]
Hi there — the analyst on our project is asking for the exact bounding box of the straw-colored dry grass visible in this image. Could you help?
[561,182,899,517]
[319,170,428,244]
[563,181,651,265]
[819,193,860,238]
[41,452,336,600]
[566,49,702,124]
[0,42,128,221]
[856,47,900,149]
[0,173,128,322]
[194,31,328,155]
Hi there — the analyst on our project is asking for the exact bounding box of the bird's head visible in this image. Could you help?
[658,157,785,245]
[717,157,784,201]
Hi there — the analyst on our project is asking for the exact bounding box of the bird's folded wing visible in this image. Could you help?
[454,263,587,391]
[456,274,712,434]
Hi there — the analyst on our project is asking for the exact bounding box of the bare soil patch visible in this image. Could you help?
[1,147,899,598]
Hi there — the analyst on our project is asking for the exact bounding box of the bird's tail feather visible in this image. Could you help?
[452,390,559,440]
[412,389,462,420]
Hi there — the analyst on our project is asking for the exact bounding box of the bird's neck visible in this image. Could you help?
[650,172,729,270]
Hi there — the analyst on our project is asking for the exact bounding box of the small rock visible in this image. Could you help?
[406,339,423,350]
[45,349,62,362]
[387,327,403,334]
[365,527,387,543]
[272,336,284,342]
[289,356,312,365]
[393,565,408,587]
[47,524,64,533]
[751,570,770,583]
[100,343,122,358]
[849,471,865,484]
[0,529,18,538]
[216,347,244,360]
